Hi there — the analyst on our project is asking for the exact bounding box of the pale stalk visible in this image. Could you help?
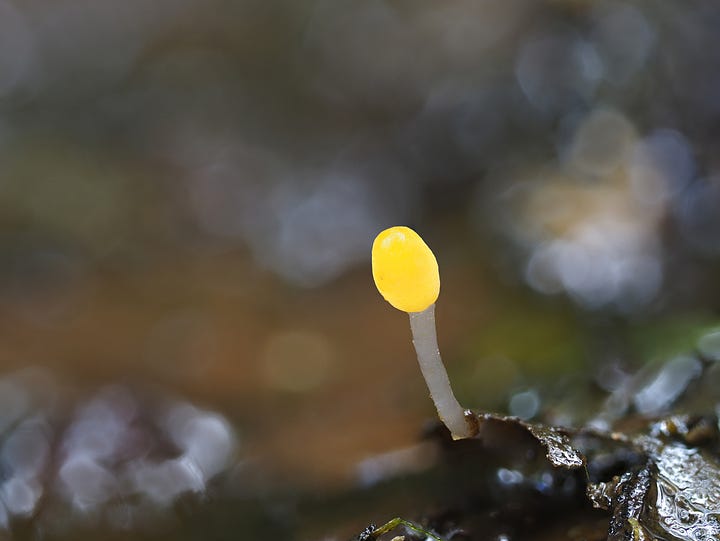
[409,304,475,439]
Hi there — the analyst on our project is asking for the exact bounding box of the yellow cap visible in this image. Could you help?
[372,226,440,313]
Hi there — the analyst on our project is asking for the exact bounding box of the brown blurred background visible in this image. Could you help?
[2,0,720,539]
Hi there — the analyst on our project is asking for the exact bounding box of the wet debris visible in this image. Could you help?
[591,423,720,541]
[354,517,447,541]
[352,349,720,541]
[469,413,586,469]
[597,461,653,540]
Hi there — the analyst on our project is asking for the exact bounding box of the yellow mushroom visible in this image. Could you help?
[372,226,477,440]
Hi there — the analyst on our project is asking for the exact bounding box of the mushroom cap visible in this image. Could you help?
[372,226,440,313]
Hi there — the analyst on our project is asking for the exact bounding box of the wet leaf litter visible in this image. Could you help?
[350,358,720,541]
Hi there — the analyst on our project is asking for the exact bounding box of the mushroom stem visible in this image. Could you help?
[409,304,475,439]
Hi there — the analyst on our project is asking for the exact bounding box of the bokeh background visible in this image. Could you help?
[2,0,720,539]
